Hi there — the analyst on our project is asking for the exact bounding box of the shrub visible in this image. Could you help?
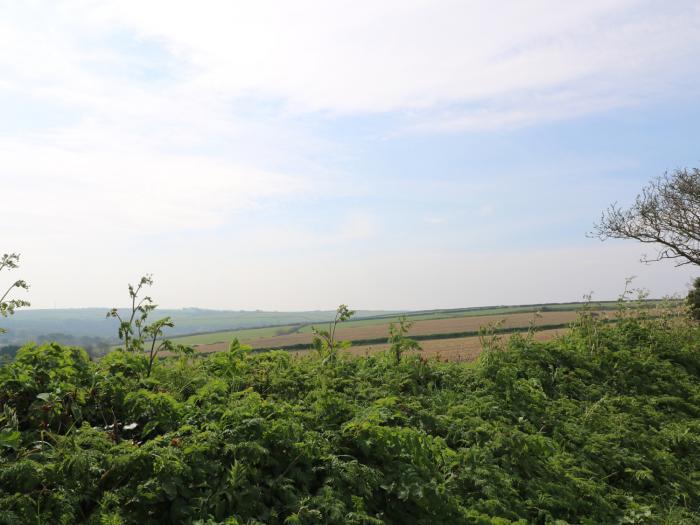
[0,312,699,524]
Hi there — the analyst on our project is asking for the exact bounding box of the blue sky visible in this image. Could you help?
[2,1,699,309]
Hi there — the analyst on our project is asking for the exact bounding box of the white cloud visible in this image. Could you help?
[477,205,495,218]
[2,134,308,241]
[0,2,322,242]
[338,211,376,240]
[399,90,636,134]
[3,2,698,122]
[207,211,377,252]
[71,0,700,122]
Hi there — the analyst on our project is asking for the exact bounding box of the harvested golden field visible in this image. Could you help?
[289,328,566,362]
[347,310,582,337]
[192,310,588,354]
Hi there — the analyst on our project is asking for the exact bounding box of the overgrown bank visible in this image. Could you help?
[1,307,699,524]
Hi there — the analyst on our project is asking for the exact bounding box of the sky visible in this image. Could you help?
[2,0,700,310]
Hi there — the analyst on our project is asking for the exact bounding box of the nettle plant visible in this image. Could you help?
[107,275,187,377]
[0,253,30,334]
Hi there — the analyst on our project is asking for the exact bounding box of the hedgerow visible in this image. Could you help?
[1,307,699,524]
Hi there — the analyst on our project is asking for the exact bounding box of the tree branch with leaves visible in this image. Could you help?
[0,253,30,334]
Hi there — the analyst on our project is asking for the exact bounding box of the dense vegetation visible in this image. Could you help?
[1,303,699,524]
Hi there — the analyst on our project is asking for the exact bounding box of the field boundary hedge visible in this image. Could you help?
[193,321,584,354]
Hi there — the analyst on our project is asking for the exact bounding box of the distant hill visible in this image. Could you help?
[0,308,397,347]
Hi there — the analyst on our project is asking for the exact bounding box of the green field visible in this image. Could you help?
[169,324,300,345]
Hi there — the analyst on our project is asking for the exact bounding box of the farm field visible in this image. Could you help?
[249,310,587,347]
[169,324,300,346]
[290,328,566,362]
[188,309,593,355]
[170,300,644,348]
[294,300,625,333]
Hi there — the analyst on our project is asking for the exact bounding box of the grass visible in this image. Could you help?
[169,324,300,345]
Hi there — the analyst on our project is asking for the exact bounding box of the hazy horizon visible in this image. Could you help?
[3,1,700,310]
[13,288,680,314]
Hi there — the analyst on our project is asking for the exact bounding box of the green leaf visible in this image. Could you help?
[142,420,158,438]
[0,429,21,449]
[162,480,178,499]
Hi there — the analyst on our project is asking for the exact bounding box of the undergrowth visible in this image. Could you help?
[0,302,699,524]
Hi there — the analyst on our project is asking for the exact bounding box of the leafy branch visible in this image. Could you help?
[106,275,155,353]
[0,253,30,334]
[311,304,354,363]
[107,275,183,376]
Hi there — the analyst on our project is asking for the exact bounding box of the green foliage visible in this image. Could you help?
[387,315,421,365]
[0,253,30,334]
[687,277,700,320]
[1,307,700,524]
[107,275,192,378]
[311,304,354,363]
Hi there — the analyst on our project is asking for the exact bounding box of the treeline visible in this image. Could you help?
[1,334,111,361]
[1,303,699,524]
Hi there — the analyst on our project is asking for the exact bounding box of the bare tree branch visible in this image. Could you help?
[594,167,700,267]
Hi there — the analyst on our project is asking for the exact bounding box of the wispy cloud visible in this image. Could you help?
[2,137,307,239]
[77,1,700,122]
[399,91,638,134]
[4,2,698,123]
